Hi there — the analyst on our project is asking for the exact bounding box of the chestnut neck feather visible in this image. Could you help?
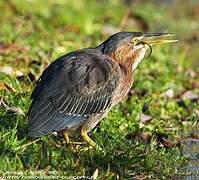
[109,45,134,88]
[109,45,134,75]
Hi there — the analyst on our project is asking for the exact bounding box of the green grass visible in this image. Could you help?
[0,0,198,179]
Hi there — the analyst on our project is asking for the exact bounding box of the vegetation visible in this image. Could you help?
[0,0,198,179]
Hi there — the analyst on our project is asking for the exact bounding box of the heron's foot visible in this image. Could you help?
[80,128,96,147]
[80,128,102,151]
[62,129,102,150]
[62,131,84,145]
[62,130,70,144]
[70,141,85,145]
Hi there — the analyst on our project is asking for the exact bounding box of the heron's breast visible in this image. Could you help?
[112,70,133,106]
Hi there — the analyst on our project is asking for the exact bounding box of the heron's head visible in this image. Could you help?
[98,32,177,71]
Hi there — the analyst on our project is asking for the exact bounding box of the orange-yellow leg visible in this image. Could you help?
[80,128,96,147]
[62,130,70,144]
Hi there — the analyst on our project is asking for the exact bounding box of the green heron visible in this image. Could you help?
[28,32,177,147]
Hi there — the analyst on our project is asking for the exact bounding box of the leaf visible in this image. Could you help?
[128,89,148,97]
[126,131,152,143]
[0,83,17,92]
[0,43,28,54]
[156,134,181,148]
[160,89,174,99]
[6,106,24,115]
[0,98,24,115]
[140,113,152,124]
[182,90,199,101]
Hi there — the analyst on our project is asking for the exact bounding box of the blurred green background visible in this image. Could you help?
[0,0,198,179]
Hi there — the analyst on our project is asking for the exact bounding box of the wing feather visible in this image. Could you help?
[28,50,120,137]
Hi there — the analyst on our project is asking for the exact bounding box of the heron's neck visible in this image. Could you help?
[110,46,135,73]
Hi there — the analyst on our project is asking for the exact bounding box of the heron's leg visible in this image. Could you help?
[62,130,84,145]
[62,130,70,144]
[80,128,96,147]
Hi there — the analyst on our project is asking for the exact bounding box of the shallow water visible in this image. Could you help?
[175,128,199,179]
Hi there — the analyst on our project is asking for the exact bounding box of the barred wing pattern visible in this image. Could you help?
[28,50,120,137]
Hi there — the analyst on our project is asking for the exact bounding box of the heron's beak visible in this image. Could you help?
[143,33,178,45]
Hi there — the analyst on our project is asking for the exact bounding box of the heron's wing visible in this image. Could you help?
[28,50,120,137]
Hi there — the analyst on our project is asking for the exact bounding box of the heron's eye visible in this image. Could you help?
[132,37,139,45]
